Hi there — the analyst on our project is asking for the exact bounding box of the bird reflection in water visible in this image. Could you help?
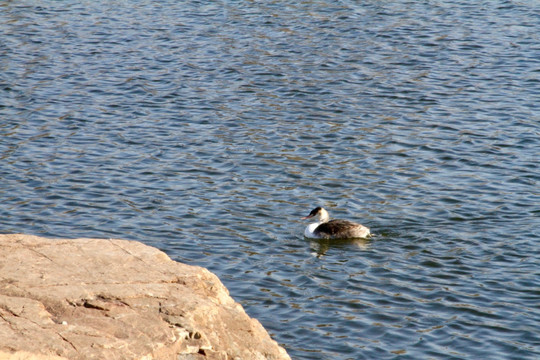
[310,237,371,258]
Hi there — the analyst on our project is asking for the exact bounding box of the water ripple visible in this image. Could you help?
[2,1,540,359]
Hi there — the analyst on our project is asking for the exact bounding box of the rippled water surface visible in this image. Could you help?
[2,1,539,359]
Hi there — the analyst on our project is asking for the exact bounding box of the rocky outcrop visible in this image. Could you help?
[0,234,290,360]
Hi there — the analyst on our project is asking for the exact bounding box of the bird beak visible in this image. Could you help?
[301,214,314,220]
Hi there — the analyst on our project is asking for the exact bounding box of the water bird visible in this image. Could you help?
[302,207,370,239]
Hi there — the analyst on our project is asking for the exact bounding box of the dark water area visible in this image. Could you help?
[1,1,539,359]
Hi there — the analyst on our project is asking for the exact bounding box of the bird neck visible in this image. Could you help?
[318,209,330,223]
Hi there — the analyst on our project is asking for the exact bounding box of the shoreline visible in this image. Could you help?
[0,234,290,360]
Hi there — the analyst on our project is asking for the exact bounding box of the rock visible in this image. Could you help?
[0,234,290,360]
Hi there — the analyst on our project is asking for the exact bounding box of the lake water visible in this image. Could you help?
[1,1,539,359]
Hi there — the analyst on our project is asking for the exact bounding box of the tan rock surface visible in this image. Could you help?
[0,234,290,360]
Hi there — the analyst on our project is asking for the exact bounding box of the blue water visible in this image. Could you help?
[1,1,539,359]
